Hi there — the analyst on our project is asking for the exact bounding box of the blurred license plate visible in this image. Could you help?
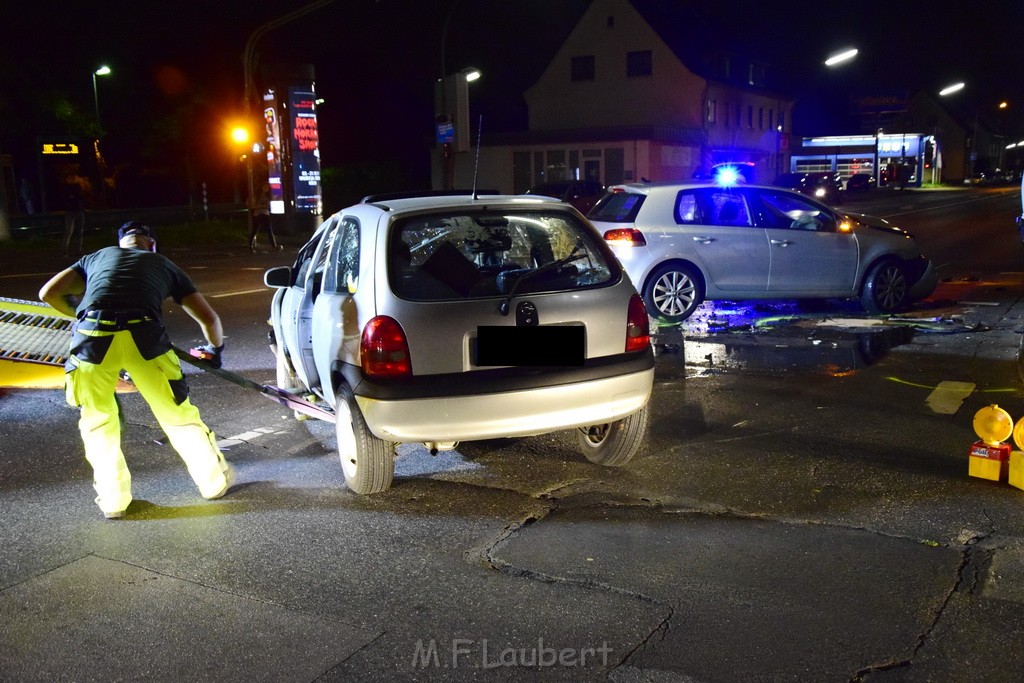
[476,326,584,366]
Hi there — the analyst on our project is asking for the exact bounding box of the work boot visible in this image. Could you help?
[203,463,236,500]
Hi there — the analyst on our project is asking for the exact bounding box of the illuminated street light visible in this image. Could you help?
[463,68,481,83]
[824,48,858,67]
[230,126,250,145]
[939,82,965,96]
[92,65,111,127]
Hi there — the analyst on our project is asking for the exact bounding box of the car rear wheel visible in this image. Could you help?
[643,263,704,323]
[577,404,649,467]
[335,384,395,494]
[861,259,910,314]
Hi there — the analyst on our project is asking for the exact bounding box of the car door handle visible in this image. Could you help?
[770,239,793,247]
[692,236,715,244]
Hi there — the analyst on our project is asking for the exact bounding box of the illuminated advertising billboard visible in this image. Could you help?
[262,89,285,214]
[288,86,321,215]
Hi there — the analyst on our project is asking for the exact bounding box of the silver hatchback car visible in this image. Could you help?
[589,182,938,323]
[265,192,654,494]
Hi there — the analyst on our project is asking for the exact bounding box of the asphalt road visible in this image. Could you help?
[3,186,1024,681]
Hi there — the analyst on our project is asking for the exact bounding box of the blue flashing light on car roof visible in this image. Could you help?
[715,165,741,186]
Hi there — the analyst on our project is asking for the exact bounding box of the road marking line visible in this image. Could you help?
[926,380,975,414]
[217,427,285,449]
[209,288,269,298]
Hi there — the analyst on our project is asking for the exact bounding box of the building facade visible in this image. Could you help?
[432,0,794,192]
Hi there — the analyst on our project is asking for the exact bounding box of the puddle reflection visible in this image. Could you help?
[651,300,915,378]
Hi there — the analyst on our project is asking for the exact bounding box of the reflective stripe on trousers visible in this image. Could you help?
[65,327,231,514]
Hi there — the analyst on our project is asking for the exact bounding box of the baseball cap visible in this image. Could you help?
[117,221,157,241]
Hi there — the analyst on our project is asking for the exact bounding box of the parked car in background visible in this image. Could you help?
[774,171,845,204]
[588,182,938,323]
[845,173,875,193]
[526,180,605,213]
[265,191,654,494]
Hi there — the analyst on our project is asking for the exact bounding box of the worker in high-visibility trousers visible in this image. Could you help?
[39,221,234,519]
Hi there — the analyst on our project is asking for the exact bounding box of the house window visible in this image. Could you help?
[706,100,716,125]
[626,50,652,77]
[747,106,753,129]
[571,55,595,81]
[768,110,774,131]
[778,111,785,132]
[758,107,763,130]
[546,150,567,181]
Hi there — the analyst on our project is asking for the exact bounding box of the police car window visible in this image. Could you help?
[324,217,360,294]
[755,190,833,231]
[673,192,700,224]
[588,192,644,223]
[701,190,752,227]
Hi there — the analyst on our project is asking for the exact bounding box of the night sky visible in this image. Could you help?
[2,0,1021,198]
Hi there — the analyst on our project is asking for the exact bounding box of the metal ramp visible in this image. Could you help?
[0,298,72,388]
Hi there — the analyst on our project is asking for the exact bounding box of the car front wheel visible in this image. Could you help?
[643,263,704,323]
[335,384,395,494]
[861,259,910,314]
[577,404,649,467]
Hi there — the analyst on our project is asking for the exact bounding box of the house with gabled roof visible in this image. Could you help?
[433,0,795,192]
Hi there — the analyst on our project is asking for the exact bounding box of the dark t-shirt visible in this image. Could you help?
[71,246,198,319]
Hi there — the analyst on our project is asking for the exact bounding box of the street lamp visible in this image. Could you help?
[939,81,976,181]
[824,48,858,67]
[436,67,482,189]
[228,125,256,229]
[939,82,965,96]
[92,65,111,128]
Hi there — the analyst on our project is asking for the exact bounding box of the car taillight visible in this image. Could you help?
[625,294,650,352]
[360,316,412,378]
[603,228,647,246]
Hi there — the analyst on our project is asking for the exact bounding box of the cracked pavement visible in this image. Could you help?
[5,216,1024,679]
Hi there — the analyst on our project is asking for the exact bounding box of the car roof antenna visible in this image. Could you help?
[471,115,483,200]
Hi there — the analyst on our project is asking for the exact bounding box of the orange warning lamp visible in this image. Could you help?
[969,405,1012,481]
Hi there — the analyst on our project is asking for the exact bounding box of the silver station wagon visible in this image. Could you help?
[265,191,654,494]
[589,182,938,323]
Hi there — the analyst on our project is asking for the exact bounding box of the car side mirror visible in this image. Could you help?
[264,266,292,288]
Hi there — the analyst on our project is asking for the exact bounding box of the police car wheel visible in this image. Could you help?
[644,263,704,323]
[861,259,909,314]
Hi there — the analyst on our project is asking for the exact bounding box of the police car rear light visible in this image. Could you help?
[603,228,647,246]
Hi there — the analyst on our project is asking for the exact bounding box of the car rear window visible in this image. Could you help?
[389,210,617,301]
[587,191,645,222]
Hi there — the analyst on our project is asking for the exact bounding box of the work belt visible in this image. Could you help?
[79,309,156,331]
[69,309,171,366]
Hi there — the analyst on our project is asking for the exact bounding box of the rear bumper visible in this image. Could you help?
[356,368,654,442]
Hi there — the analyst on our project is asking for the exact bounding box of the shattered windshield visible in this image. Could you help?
[389,210,616,301]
